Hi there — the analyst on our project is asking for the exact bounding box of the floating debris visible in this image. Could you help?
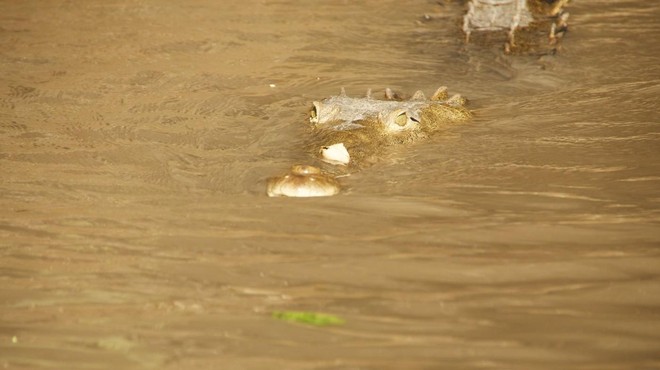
[272,311,345,326]
[320,143,350,165]
[266,165,341,198]
[463,0,570,54]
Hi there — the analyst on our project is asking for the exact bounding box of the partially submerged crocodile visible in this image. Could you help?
[267,0,571,197]
[267,87,471,197]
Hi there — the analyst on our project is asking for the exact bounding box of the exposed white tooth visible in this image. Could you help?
[320,143,350,165]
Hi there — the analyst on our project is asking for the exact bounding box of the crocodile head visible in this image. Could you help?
[306,86,470,167]
[267,86,471,197]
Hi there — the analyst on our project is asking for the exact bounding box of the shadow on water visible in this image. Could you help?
[0,0,659,369]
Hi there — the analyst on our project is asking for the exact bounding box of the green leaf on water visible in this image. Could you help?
[272,311,345,326]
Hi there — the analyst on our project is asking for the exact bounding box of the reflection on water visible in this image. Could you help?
[1,0,659,369]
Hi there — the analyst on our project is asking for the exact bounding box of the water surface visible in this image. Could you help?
[1,1,659,369]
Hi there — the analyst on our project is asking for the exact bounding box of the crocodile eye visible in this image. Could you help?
[394,112,408,126]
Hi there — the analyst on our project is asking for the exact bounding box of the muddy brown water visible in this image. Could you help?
[1,1,659,369]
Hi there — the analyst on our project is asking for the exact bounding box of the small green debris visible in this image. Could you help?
[11,336,18,344]
[272,311,345,326]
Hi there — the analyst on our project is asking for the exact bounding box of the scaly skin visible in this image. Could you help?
[267,87,471,197]
[308,87,470,169]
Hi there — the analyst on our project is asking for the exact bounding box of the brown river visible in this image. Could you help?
[1,1,659,369]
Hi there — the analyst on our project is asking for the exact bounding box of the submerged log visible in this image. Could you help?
[463,0,570,54]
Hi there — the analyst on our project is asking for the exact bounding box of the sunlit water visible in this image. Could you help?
[1,1,659,369]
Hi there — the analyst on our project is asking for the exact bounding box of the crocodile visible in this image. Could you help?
[266,1,571,198]
[267,86,471,197]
